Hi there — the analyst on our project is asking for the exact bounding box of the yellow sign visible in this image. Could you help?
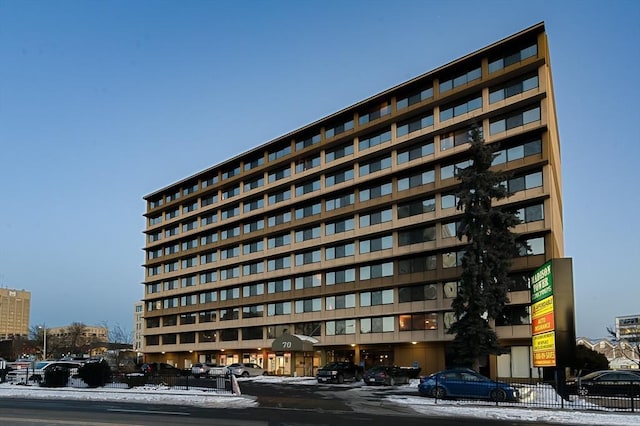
[532,331,556,367]
[531,296,554,320]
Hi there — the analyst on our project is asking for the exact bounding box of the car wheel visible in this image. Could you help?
[490,388,507,402]
[577,387,589,396]
[337,374,344,384]
[241,371,250,378]
[432,386,446,399]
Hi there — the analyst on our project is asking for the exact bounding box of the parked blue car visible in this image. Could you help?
[418,368,519,401]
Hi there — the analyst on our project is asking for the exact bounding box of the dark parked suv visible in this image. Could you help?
[317,361,363,384]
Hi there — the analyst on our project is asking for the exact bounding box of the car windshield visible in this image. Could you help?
[34,362,50,369]
[367,366,386,373]
[323,362,342,369]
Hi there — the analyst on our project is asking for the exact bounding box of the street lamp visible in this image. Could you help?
[39,325,47,360]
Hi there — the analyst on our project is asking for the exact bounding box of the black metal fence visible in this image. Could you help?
[99,372,236,394]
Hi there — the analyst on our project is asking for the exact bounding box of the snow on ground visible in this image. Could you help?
[1,376,639,425]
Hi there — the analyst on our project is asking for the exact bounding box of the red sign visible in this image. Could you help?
[532,312,555,334]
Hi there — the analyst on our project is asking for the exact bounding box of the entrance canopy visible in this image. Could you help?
[271,334,319,352]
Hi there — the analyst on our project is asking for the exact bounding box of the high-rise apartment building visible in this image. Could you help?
[0,288,31,340]
[142,23,564,377]
[133,301,144,353]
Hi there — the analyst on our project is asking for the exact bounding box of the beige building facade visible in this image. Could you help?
[0,288,31,340]
[142,23,564,378]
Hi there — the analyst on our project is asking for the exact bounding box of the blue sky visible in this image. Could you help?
[1,0,638,339]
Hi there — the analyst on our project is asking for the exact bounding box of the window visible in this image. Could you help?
[267,302,291,316]
[244,176,265,192]
[164,261,178,273]
[295,274,322,289]
[166,191,180,202]
[489,105,541,135]
[266,211,291,227]
[146,282,162,294]
[149,198,164,209]
[295,225,321,242]
[267,233,291,249]
[359,207,392,227]
[360,262,393,280]
[518,236,545,256]
[220,308,239,321]
[268,188,291,205]
[220,266,239,280]
[397,139,434,164]
[199,310,217,323]
[181,275,197,287]
[267,278,291,294]
[295,322,322,337]
[396,112,434,137]
[222,166,240,180]
[505,170,543,193]
[359,155,391,176]
[149,215,162,225]
[182,220,198,232]
[148,248,162,260]
[326,242,355,260]
[222,185,240,200]
[199,290,217,304]
[181,256,197,269]
[183,202,198,214]
[325,217,354,235]
[221,245,239,259]
[360,289,394,306]
[360,316,394,333]
[325,294,356,310]
[440,160,471,180]
[326,142,354,162]
[399,313,438,331]
[441,193,459,209]
[441,221,460,239]
[221,225,240,240]
[325,119,354,138]
[268,255,291,271]
[492,139,542,166]
[358,129,391,150]
[202,175,219,188]
[399,225,436,245]
[325,168,354,186]
[295,133,321,151]
[359,235,393,254]
[495,305,531,326]
[295,298,322,313]
[326,268,356,285]
[295,202,321,219]
[268,145,292,161]
[398,197,436,219]
[243,197,264,213]
[442,250,465,268]
[243,282,264,297]
[220,287,240,301]
[489,43,537,73]
[359,181,392,201]
[165,226,178,237]
[490,74,538,103]
[201,213,217,226]
[295,179,321,196]
[243,156,265,172]
[243,261,264,276]
[163,298,178,309]
[242,305,264,319]
[399,284,438,302]
[439,66,481,93]
[201,194,218,207]
[295,249,321,266]
[295,154,321,173]
[181,295,197,307]
[359,102,391,125]
[164,244,179,255]
[440,128,474,151]
[326,319,356,335]
[397,169,435,191]
[268,167,291,183]
[439,95,482,122]
[219,329,238,341]
[200,271,217,284]
[515,203,544,223]
[221,204,239,220]
[243,239,264,255]
[443,281,460,298]
[397,87,433,110]
[181,238,198,251]
[166,208,179,219]
[200,231,218,246]
[398,255,437,273]
[243,218,264,234]
[325,192,354,211]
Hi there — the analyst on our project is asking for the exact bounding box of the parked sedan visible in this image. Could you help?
[418,368,519,401]
[567,370,640,397]
[228,362,265,377]
[141,362,182,377]
[363,366,410,386]
[191,362,218,378]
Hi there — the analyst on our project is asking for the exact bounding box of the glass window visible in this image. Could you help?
[397,87,433,110]
[397,197,436,218]
[295,155,321,173]
[325,119,354,138]
[326,268,356,285]
[359,208,392,227]
[325,192,354,211]
[267,211,291,227]
[295,134,321,151]
[396,113,434,137]
[325,142,354,162]
[267,278,291,293]
[359,155,392,176]
[359,102,391,125]
[358,129,392,151]
[325,217,355,235]
[397,140,434,164]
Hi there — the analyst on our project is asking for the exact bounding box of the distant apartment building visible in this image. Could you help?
[615,314,640,343]
[0,288,30,340]
[134,301,144,353]
[47,325,108,343]
[577,337,640,370]
[142,23,564,377]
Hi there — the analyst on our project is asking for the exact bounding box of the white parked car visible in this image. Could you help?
[228,362,265,377]
[191,362,218,378]
[206,365,230,377]
[6,361,81,383]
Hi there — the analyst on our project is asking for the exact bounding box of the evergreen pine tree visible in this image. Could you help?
[447,126,521,368]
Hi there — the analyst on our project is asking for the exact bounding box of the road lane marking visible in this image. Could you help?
[106,408,190,416]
